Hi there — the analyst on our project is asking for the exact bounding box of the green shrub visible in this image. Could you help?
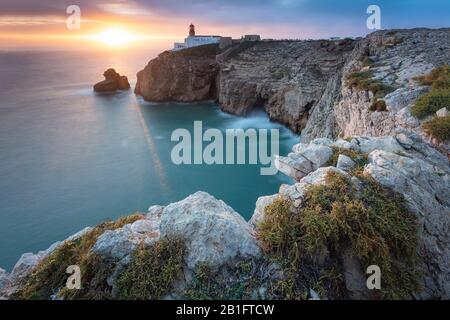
[116,237,186,300]
[11,213,145,300]
[411,90,450,119]
[411,66,450,119]
[257,171,420,300]
[361,56,374,67]
[347,71,394,100]
[413,65,450,89]
[422,116,450,143]
[370,99,387,112]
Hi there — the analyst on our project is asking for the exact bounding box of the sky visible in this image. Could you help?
[0,0,449,50]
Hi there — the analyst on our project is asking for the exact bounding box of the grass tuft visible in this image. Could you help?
[115,237,186,300]
[326,147,368,171]
[411,65,450,119]
[413,65,450,89]
[347,71,394,101]
[422,116,450,143]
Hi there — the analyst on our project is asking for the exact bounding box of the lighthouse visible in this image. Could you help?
[189,24,196,37]
[173,24,222,51]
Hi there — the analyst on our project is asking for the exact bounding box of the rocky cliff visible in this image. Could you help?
[1,28,448,300]
[135,44,220,102]
[136,29,449,147]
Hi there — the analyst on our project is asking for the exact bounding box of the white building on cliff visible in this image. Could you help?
[173,24,221,51]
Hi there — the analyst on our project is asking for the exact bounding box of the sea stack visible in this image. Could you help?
[94,68,130,93]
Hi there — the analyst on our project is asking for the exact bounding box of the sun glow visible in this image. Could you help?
[94,28,136,47]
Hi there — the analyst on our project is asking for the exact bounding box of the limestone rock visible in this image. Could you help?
[159,191,261,270]
[135,45,220,102]
[276,144,333,181]
[0,268,8,291]
[94,68,130,93]
[334,29,450,143]
[250,194,278,228]
[351,136,404,154]
[436,107,449,118]
[93,218,160,260]
[336,154,356,171]
[218,39,355,134]
[10,253,42,282]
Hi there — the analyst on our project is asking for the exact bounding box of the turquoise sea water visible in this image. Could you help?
[0,50,298,271]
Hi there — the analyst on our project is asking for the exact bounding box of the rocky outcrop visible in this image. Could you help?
[0,227,92,298]
[160,191,261,270]
[0,192,262,299]
[218,40,355,133]
[135,28,449,151]
[1,131,448,299]
[94,68,130,93]
[258,131,450,299]
[135,45,220,102]
[93,219,160,261]
[334,29,450,143]
[275,141,334,181]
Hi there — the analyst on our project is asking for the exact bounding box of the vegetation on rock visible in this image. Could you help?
[370,99,387,112]
[116,237,186,300]
[326,147,368,171]
[411,65,450,119]
[11,214,145,300]
[422,115,450,143]
[257,171,420,300]
[347,70,394,101]
[183,261,265,300]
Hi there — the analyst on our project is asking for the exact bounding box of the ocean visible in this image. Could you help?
[0,50,298,271]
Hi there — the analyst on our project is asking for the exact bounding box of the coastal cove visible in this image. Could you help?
[0,50,297,271]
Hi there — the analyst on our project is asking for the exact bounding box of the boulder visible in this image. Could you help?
[159,191,261,270]
[93,218,160,260]
[9,253,42,283]
[250,194,279,228]
[94,68,130,93]
[276,144,333,181]
[336,154,356,171]
[436,107,449,118]
[351,136,404,154]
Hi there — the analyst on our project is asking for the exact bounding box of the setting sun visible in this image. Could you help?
[94,28,136,47]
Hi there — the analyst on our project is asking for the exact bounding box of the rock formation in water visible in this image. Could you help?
[94,68,130,93]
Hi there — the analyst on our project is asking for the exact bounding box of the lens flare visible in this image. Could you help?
[94,28,136,47]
